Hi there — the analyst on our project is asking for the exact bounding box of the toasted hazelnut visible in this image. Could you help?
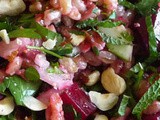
[94,114,109,120]
[89,91,118,111]
[85,70,100,86]
[0,96,15,115]
[23,96,47,111]
[0,0,26,16]
[101,67,126,95]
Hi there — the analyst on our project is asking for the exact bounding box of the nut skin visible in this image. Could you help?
[101,67,126,95]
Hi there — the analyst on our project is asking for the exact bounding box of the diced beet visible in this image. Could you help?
[60,83,97,120]
[142,112,160,120]
[132,10,160,59]
[0,93,5,100]
[133,17,149,58]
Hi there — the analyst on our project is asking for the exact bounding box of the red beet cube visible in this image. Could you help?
[61,83,96,120]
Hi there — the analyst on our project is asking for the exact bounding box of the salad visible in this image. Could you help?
[0,0,160,120]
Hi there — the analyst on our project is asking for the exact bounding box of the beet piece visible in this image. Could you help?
[133,17,149,58]
[60,83,96,120]
[0,93,5,100]
[142,112,160,120]
[132,10,160,59]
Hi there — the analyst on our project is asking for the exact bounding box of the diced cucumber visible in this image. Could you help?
[98,25,133,61]
[107,43,133,61]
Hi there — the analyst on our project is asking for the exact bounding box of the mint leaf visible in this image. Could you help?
[132,78,160,118]
[18,14,35,23]
[76,19,121,29]
[136,0,159,16]
[4,76,41,105]
[118,0,135,10]
[8,29,42,39]
[97,26,133,45]
[25,67,40,81]
[145,16,158,63]
[118,95,130,116]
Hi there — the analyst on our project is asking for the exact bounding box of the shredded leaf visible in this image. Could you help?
[96,29,133,45]
[118,95,130,116]
[8,29,42,39]
[76,19,121,29]
[118,0,135,10]
[136,0,159,15]
[27,46,62,58]
[145,15,158,63]
[132,78,160,119]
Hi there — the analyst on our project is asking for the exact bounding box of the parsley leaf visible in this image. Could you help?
[25,67,40,81]
[27,46,62,58]
[8,29,42,39]
[4,76,41,105]
[34,22,63,42]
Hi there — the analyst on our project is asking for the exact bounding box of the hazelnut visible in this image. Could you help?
[101,67,126,95]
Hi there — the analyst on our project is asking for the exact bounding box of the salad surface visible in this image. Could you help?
[0,0,160,120]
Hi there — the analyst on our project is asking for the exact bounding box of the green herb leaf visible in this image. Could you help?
[0,113,15,120]
[118,0,135,10]
[97,26,133,45]
[0,17,14,31]
[53,44,73,56]
[8,29,42,39]
[0,82,7,93]
[132,78,160,118]
[145,16,158,63]
[47,62,63,74]
[118,95,130,116]
[4,76,41,105]
[25,67,40,81]
[27,46,62,58]
[34,22,63,42]
[18,14,35,23]
[136,0,159,15]
[76,19,121,29]
[92,46,99,55]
